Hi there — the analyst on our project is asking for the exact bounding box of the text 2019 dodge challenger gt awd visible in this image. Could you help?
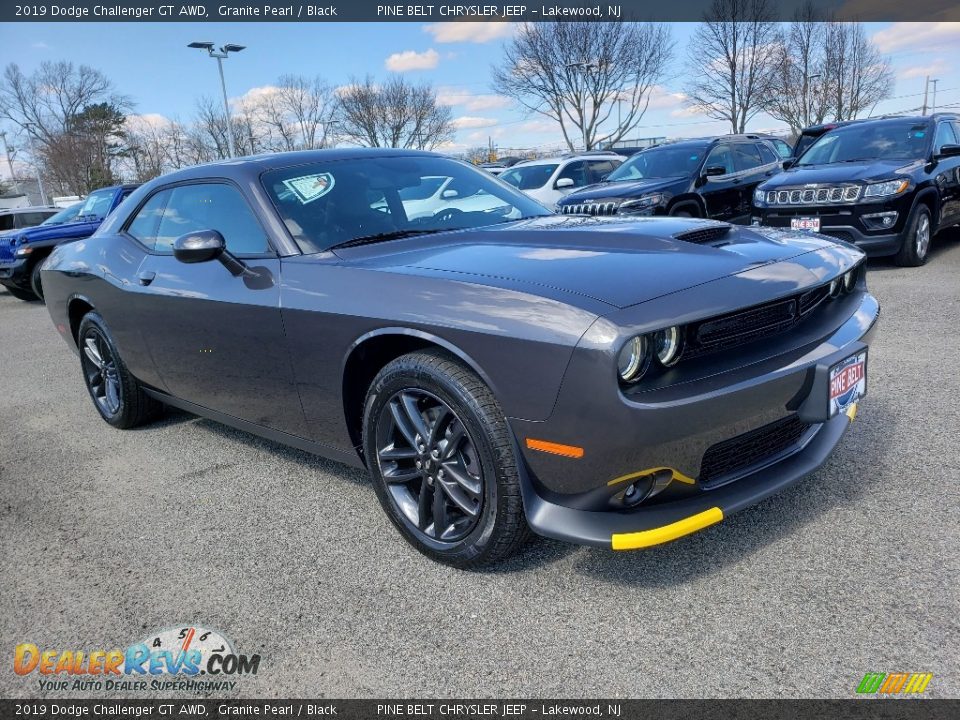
[41,149,879,567]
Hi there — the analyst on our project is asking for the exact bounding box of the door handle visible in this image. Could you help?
[137,271,156,286]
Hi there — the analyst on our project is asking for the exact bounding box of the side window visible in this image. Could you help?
[934,122,958,153]
[127,189,172,250]
[0,215,13,232]
[771,139,793,159]
[756,142,778,165]
[732,143,764,173]
[557,161,589,187]
[155,184,270,255]
[587,160,615,184]
[704,145,733,175]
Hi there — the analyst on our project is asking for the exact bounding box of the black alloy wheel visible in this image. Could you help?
[375,389,484,543]
[363,350,530,567]
[81,327,123,419]
[76,311,163,428]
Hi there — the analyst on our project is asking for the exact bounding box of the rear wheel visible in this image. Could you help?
[363,350,530,568]
[894,203,932,267]
[3,285,39,301]
[77,312,163,428]
[670,204,700,218]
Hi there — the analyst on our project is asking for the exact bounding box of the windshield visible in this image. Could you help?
[77,189,116,219]
[798,121,930,165]
[262,155,551,253]
[499,164,558,190]
[608,145,707,181]
[41,203,83,226]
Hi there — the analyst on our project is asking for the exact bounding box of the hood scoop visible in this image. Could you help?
[673,223,733,245]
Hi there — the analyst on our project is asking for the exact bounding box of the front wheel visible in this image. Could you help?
[894,204,933,267]
[77,312,163,428]
[2,285,39,301]
[363,350,530,568]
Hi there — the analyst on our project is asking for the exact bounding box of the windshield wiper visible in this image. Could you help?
[328,228,449,250]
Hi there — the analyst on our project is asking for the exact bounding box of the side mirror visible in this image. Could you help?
[555,177,575,189]
[936,143,960,158]
[703,166,727,178]
[782,158,796,169]
[441,189,459,199]
[173,229,247,277]
[173,230,224,264]
[599,173,610,182]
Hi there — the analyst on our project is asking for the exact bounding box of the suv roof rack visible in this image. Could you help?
[561,149,622,159]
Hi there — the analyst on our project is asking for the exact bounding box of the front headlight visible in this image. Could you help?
[617,335,651,384]
[618,194,664,214]
[862,179,909,199]
[14,245,32,258]
[753,187,766,206]
[654,326,682,366]
[843,267,858,292]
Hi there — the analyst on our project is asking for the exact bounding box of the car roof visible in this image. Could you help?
[155,148,445,185]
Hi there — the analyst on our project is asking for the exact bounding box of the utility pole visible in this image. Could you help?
[188,42,246,158]
[0,131,21,196]
[931,79,940,113]
[922,76,930,115]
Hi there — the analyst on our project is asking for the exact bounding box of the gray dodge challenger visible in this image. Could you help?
[41,149,878,567]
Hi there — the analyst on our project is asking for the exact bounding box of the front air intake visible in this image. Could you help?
[673,223,732,245]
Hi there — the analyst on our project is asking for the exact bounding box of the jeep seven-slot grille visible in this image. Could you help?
[682,283,832,359]
[699,414,811,484]
[560,202,619,216]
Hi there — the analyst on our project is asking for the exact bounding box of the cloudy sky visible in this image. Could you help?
[2,20,960,163]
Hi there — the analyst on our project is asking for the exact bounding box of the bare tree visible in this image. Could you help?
[683,0,781,133]
[764,1,833,134]
[492,22,672,151]
[825,22,893,121]
[335,76,453,150]
[249,75,337,151]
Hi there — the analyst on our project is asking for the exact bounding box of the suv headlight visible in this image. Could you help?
[618,194,664,214]
[753,187,767,206]
[862,179,909,199]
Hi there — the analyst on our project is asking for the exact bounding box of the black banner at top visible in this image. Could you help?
[3,0,959,23]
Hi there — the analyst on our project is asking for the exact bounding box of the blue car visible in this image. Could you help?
[0,184,137,301]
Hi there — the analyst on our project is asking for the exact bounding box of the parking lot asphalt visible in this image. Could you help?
[1,234,958,700]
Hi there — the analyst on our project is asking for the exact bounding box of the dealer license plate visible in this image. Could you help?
[829,351,866,417]
[791,217,821,232]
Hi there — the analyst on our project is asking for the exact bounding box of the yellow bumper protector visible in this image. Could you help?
[607,466,696,486]
[611,507,724,550]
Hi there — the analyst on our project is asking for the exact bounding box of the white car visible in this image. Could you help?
[498,153,624,206]
[398,175,514,220]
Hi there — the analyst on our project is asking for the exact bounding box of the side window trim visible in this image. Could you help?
[120,179,278,258]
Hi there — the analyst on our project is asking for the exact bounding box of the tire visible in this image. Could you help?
[3,285,39,301]
[894,203,933,267]
[362,349,530,568]
[77,311,163,429]
[29,260,45,302]
[670,205,699,218]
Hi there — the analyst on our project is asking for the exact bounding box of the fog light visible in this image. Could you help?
[862,211,898,230]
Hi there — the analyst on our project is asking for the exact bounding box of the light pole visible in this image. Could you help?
[22,124,47,206]
[931,79,940,113]
[0,131,22,196]
[188,41,246,158]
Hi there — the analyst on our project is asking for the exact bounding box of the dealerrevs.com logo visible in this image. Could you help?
[14,625,260,693]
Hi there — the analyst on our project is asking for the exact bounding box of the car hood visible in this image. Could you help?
[559,176,687,204]
[332,215,852,309]
[764,159,922,187]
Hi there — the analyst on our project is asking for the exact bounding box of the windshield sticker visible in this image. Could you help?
[282,173,335,204]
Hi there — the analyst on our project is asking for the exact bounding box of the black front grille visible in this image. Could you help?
[682,282,835,359]
[699,415,811,484]
[673,224,731,245]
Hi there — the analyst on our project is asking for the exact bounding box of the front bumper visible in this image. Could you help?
[511,287,879,550]
[0,258,31,290]
[756,206,905,256]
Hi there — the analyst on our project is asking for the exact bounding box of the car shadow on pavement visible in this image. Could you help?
[130,384,897,581]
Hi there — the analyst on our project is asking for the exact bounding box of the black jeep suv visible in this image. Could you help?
[556,135,783,224]
[754,114,960,266]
